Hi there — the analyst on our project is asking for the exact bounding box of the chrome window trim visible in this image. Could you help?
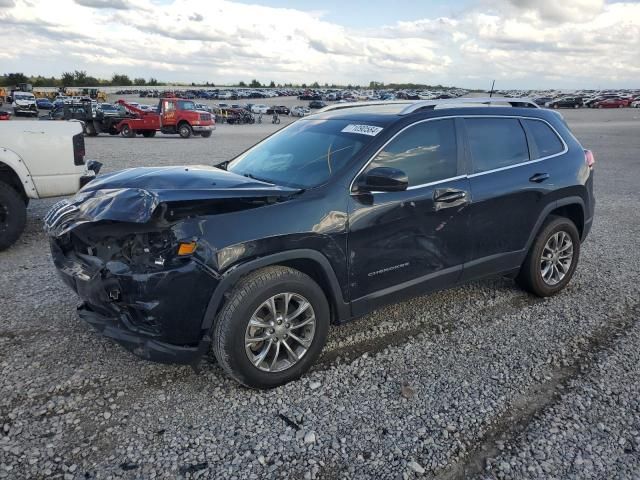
[466,117,568,177]
[350,115,568,195]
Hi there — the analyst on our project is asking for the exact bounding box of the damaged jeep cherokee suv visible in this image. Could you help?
[46,98,595,388]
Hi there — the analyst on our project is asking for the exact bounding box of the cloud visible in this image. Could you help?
[1,0,639,88]
[74,0,131,10]
[506,0,604,22]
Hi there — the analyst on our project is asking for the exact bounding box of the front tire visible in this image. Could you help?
[0,182,27,251]
[212,266,330,389]
[516,216,580,297]
[178,123,192,138]
[201,130,212,138]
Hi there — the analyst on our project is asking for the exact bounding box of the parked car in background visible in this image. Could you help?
[96,103,121,117]
[0,111,10,120]
[533,97,553,106]
[44,98,594,388]
[251,104,269,114]
[631,99,640,108]
[290,106,310,117]
[12,92,38,116]
[594,98,630,108]
[36,98,54,110]
[308,100,327,109]
[267,105,290,115]
[546,97,583,109]
[195,103,213,113]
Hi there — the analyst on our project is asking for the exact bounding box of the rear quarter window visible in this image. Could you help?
[465,118,529,174]
[523,119,565,159]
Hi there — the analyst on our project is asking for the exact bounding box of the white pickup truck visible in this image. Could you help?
[0,121,101,250]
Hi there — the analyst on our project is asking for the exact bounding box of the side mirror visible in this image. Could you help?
[356,167,408,193]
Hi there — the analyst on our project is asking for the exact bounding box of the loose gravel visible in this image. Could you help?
[0,103,639,479]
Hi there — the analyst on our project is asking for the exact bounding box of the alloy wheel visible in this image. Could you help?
[245,292,316,372]
[540,231,574,286]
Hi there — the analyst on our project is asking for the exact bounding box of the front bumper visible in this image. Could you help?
[192,125,214,132]
[78,303,210,364]
[14,104,37,112]
[50,236,218,365]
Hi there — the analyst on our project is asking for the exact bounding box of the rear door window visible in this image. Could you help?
[465,118,529,174]
[523,119,565,159]
[368,119,458,187]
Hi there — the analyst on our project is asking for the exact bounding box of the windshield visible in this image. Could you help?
[178,100,196,110]
[101,104,116,110]
[15,94,34,101]
[228,119,379,188]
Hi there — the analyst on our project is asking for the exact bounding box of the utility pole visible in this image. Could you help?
[489,80,495,98]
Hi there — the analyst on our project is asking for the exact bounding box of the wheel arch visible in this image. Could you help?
[201,249,350,334]
[525,197,586,252]
[0,150,37,200]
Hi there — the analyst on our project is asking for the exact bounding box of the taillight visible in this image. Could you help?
[73,133,85,166]
[584,149,595,170]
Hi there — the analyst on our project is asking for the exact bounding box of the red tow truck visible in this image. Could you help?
[115,98,214,138]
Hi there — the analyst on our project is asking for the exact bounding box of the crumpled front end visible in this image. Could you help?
[44,166,300,364]
[49,220,220,363]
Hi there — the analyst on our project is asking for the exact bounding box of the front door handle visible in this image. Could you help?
[529,173,550,183]
[434,189,467,203]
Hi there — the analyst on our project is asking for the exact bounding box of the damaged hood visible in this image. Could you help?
[44,165,299,236]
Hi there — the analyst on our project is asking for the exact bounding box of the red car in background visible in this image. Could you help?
[594,98,631,108]
[0,111,11,120]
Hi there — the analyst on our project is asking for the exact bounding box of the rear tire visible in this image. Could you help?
[212,266,330,389]
[516,216,580,297]
[0,182,27,251]
[142,130,156,138]
[121,124,135,137]
[85,122,98,136]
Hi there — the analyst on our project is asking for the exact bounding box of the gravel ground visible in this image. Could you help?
[0,103,639,479]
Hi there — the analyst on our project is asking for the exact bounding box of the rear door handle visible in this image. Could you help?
[434,189,467,203]
[529,173,550,183]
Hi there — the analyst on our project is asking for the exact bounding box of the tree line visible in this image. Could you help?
[1,72,472,91]
[0,71,161,88]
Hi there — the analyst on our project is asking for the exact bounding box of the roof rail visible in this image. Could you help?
[315,100,412,114]
[399,97,540,114]
[313,97,540,116]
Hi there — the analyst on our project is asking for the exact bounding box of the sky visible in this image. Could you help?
[1,0,639,89]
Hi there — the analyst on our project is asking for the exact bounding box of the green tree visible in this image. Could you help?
[147,77,159,86]
[2,72,28,86]
[249,79,262,88]
[269,80,275,88]
[311,81,320,88]
[134,78,147,86]
[238,80,247,87]
[73,70,87,85]
[111,73,132,86]
[61,71,75,86]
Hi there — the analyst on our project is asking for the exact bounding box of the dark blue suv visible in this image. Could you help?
[46,98,595,388]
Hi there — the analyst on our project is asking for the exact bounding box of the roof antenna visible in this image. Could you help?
[489,80,496,98]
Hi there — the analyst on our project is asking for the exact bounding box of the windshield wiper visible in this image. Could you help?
[243,173,275,185]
